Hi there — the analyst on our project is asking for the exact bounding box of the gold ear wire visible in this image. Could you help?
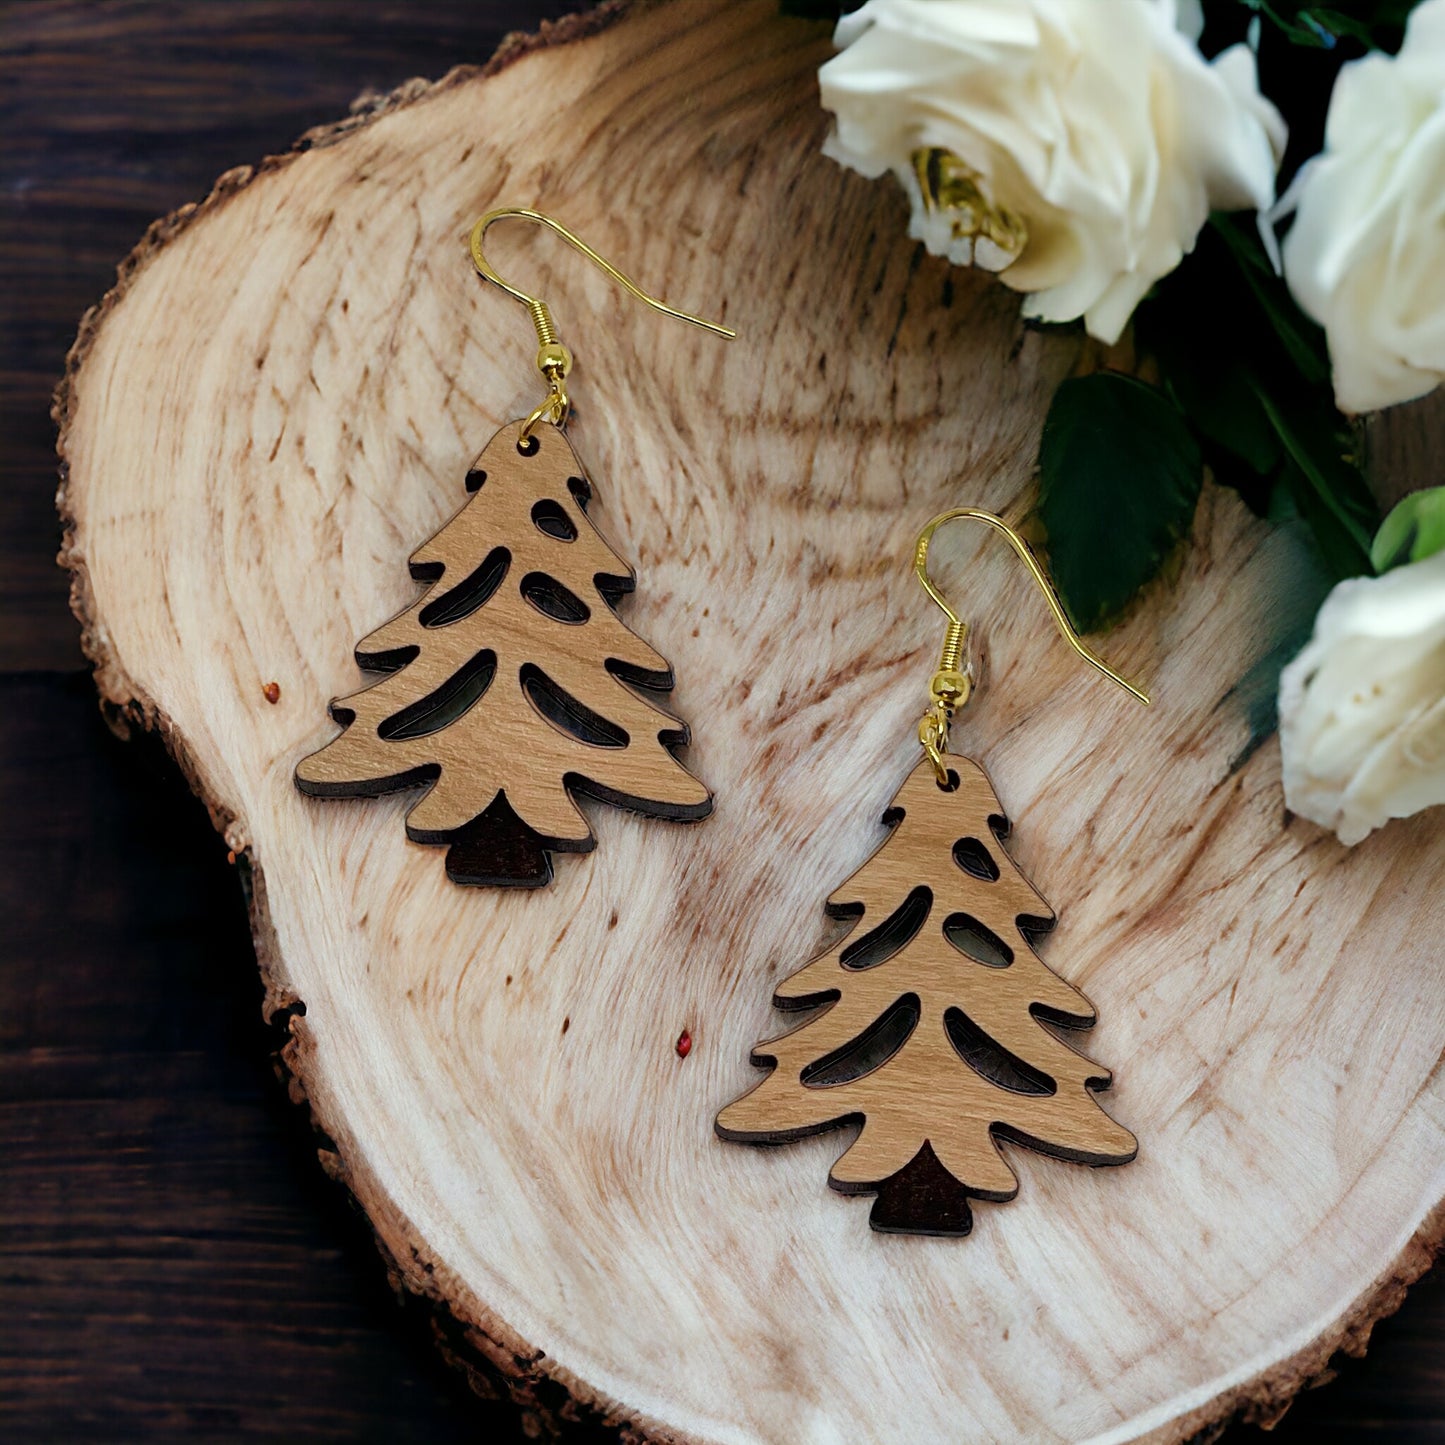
[468,207,735,438]
[913,507,1149,781]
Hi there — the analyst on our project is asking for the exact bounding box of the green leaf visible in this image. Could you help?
[1037,373,1203,632]
[1372,486,1445,571]
[1251,390,1376,564]
[1276,455,1371,580]
[1159,344,1281,477]
[1137,215,1379,584]
[1238,0,1411,51]
[1211,216,1330,389]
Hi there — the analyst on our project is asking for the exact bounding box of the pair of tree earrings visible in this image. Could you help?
[295,209,1144,1235]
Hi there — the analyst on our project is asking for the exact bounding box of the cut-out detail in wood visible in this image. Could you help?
[717,752,1136,1236]
[295,419,711,887]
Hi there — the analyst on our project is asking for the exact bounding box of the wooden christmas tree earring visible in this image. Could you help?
[717,508,1148,1237]
[295,209,734,887]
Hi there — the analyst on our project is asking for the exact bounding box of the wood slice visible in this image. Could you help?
[55,1,1445,1440]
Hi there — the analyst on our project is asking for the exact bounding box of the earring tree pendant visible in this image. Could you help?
[717,752,1135,1236]
[295,419,711,887]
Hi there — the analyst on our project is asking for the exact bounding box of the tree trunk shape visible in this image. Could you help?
[54,1,1445,1440]
[717,754,1136,1236]
[294,419,710,886]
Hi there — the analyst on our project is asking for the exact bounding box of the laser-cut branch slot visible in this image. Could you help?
[953,835,1000,881]
[802,994,920,1088]
[419,547,511,628]
[531,498,578,540]
[945,1007,1056,1096]
[521,571,590,624]
[522,663,629,748]
[942,912,1014,968]
[379,649,497,741]
[840,886,932,970]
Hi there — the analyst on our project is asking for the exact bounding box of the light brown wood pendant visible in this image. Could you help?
[295,419,711,886]
[717,752,1135,1236]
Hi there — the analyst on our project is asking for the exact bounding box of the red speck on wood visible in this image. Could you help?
[263,681,281,704]
[676,1029,692,1059]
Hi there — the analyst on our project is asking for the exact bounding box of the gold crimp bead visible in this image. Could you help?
[930,669,971,713]
[536,341,572,381]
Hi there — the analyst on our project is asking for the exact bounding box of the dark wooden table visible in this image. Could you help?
[2,3,1441,1439]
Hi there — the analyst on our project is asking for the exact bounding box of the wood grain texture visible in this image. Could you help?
[46,2,1445,1442]
[718,753,1135,1237]
[296,418,710,886]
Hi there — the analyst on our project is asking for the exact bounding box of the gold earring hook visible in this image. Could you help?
[913,507,1149,782]
[468,207,735,438]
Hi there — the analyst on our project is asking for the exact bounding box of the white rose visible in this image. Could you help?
[819,0,1285,344]
[1280,0,1445,415]
[1278,548,1445,845]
